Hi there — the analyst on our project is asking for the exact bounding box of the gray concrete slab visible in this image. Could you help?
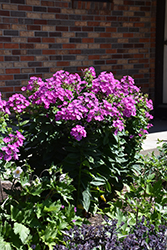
[141,118,167,155]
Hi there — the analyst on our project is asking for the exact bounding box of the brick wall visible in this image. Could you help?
[0,0,156,99]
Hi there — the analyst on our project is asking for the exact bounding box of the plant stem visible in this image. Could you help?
[77,162,82,207]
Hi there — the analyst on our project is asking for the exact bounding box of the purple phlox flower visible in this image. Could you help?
[70,125,87,141]
[145,111,153,120]
[7,93,30,113]
[90,71,120,97]
[120,96,136,117]
[146,99,153,110]
[74,207,77,213]
[27,74,74,109]
[147,123,153,129]
[112,119,124,135]
[1,131,25,162]
[139,128,148,135]
[121,76,140,94]
[0,93,10,114]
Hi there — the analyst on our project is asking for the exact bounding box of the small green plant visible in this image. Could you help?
[0,164,83,249]
[98,145,167,236]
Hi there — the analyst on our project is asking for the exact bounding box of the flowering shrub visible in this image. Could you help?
[0,67,153,212]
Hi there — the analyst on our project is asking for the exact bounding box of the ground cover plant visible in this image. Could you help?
[0,67,163,249]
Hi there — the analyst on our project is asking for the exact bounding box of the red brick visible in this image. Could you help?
[134,23,145,27]
[0,44,3,48]
[21,56,34,61]
[100,33,111,38]
[27,25,41,30]
[0,87,13,92]
[82,38,94,43]
[18,5,32,11]
[34,20,47,25]
[134,54,144,58]
[139,59,149,63]
[28,38,41,43]
[20,43,34,49]
[57,62,69,66]
[41,1,54,6]
[95,16,105,21]
[69,50,81,54]
[56,14,68,19]
[42,38,55,43]
[29,74,42,78]
[123,33,133,37]
[0,10,10,16]
[106,60,117,64]
[139,38,150,43]
[0,24,10,29]
[87,22,99,27]
[14,87,22,92]
[82,27,93,32]
[134,74,144,78]
[56,26,68,31]
[100,44,112,49]
[42,50,56,55]
[88,55,100,60]
[106,16,117,21]
[48,7,60,13]
[112,54,123,59]
[63,44,76,49]
[0,57,4,61]
[1,75,13,80]
[6,68,20,74]
[106,27,117,32]
[106,49,117,54]
[55,2,68,7]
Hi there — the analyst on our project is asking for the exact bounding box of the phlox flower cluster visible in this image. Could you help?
[18,67,153,141]
[6,93,30,113]
[0,93,10,114]
[70,125,87,141]
[1,67,153,143]
[0,131,25,161]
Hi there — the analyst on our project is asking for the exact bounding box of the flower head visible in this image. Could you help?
[13,167,23,178]
[70,125,87,141]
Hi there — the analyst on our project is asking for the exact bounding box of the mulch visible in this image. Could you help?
[0,181,12,202]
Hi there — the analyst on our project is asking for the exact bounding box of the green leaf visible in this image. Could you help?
[13,222,30,244]
[0,237,12,250]
[82,187,91,212]
[90,176,106,186]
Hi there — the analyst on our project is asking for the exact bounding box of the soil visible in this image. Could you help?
[0,181,12,202]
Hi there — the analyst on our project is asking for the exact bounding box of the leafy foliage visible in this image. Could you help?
[0,165,83,249]
[54,216,167,250]
[98,144,167,236]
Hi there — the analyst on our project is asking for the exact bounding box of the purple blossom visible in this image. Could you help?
[1,131,25,162]
[7,94,30,113]
[70,125,87,141]
[18,67,154,140]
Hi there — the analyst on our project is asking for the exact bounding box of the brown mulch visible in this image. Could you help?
[0,181,12,202]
